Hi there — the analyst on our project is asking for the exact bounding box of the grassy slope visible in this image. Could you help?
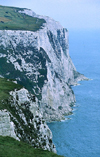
[0,136,63,157]
[0,5,46,31]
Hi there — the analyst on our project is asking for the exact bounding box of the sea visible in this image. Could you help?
[47,29,100,157]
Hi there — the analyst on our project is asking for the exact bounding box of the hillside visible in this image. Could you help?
[0,136,63,157]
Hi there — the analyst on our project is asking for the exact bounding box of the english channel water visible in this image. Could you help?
[48,30,100,157]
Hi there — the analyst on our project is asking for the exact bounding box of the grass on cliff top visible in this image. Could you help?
[0,5,46,31]
[0,136,63,157]
[0,77,22,109]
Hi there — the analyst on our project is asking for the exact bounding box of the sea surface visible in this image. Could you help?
[48,30,100,157]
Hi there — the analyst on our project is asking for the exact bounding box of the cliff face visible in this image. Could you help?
[0,8,86,122]
[0,6,88,153]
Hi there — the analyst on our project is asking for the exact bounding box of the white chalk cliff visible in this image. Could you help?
[0,6,87,152]
[0,8,87,122]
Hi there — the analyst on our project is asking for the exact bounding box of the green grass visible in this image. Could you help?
[0,136,64,157]
[0,77,22,110]
[0,5,46,31]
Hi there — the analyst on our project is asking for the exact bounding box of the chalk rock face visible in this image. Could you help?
[0,8,86,122]
[0,110,19,140]
[0,88,56,153]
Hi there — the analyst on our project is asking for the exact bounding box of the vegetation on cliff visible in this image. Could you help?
[0,136,63,157]
[0,5,45,31]
[0,77,22,110]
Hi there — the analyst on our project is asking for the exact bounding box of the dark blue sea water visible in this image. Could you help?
[48,30,100,157]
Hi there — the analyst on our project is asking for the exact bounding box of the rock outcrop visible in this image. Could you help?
[0,86,56,153]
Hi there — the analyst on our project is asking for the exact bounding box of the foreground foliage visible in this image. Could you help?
[0,136,63,157]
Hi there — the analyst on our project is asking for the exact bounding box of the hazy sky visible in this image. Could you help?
[1,0,100,31]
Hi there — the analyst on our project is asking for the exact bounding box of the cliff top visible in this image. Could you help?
[0,5,46,31]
